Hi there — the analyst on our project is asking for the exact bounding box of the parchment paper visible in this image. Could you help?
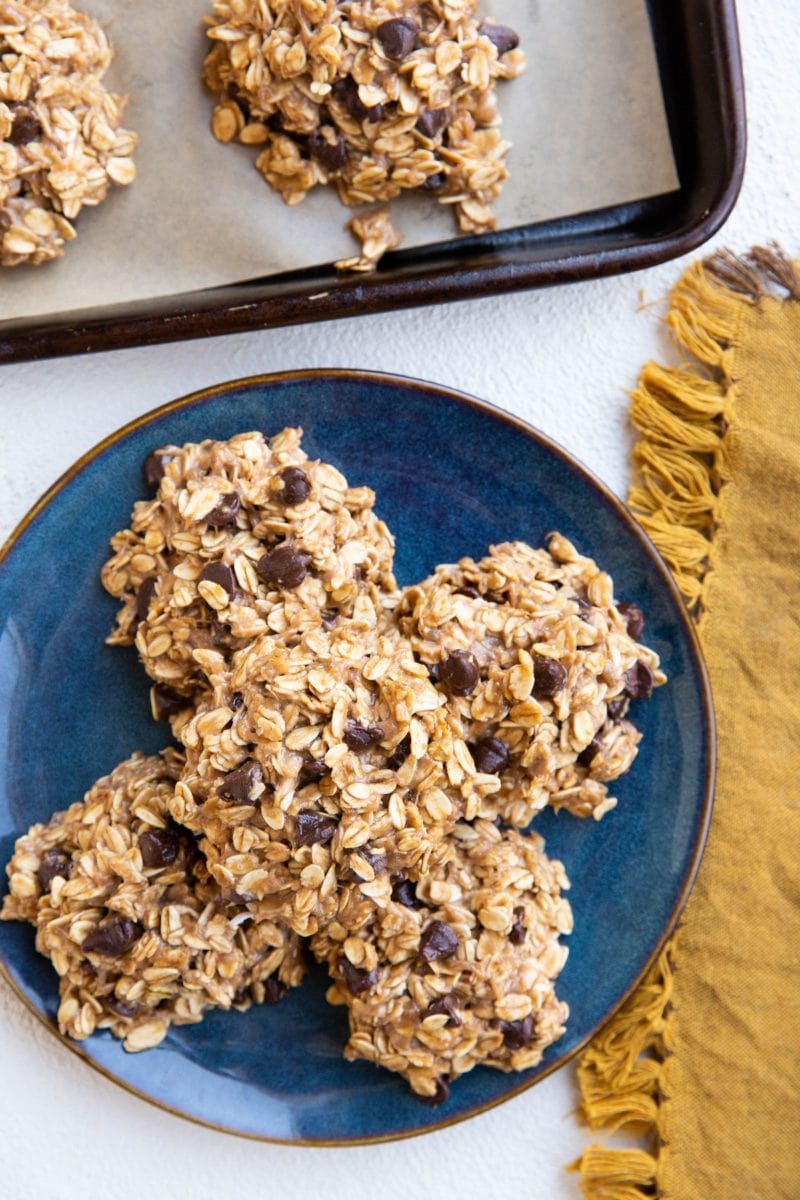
[0,0,678,321]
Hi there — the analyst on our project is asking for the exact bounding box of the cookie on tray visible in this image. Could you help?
[312,818,572,1101]
[0,0,136,267]
[101,427,397,708]
[1,751,305,1051]
[395,534,665,824]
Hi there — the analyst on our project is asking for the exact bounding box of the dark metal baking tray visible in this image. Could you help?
[0,0,744,364]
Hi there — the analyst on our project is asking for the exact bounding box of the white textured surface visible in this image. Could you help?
[0,3,797,1197]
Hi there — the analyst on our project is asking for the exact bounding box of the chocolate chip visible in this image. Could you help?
[617,601,645,640]
[344,721,384,752]
[139,828,181,869]
[278,465,312,506]
[376,16,418,59]
[424,993,462,1027]
[217,759,263,804]
[8,106,41,145]
[577,735,603,769]
[386,734,411,771]
[346,845,388,881]
[471,735,509,774]
[416,108,448,138]
[142,450,169,489]
[607,697,628,721]
[229,691,244,711]
[206,492,240,528]
[104,996,140,1018]
[298,757,327,785]
[531,655,567,699]
[340,957,378,995]
[391,877,423,908]
[419,920,458,962]
[263,975,287,1004]
[199,561,236,598]
[151,684,187,722]
[309,129,347,171]
[331,76,383,121]
[624,662,655,700]
[82,916,143,958]
[295,810,338,846]
[422,171,446,192]
[437,650,479,696]
[500,1015,536,1050]
[256,543,312,589]
[509,907,526,946]
[454,584,480,598]
[133,577,157,630]
[416,1077,450,1105]
[37,849,71,892]
[479,22,520,54]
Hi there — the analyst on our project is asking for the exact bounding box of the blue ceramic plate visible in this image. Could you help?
[0,370,714,1145]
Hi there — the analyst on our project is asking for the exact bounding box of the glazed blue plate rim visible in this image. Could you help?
[0,369,715,1146]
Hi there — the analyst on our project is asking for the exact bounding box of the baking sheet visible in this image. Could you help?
[0,0,678,321]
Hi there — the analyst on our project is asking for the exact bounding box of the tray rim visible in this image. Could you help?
[0,367,717,1145]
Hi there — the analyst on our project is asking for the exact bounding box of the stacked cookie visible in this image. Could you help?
[2,428,663,1101]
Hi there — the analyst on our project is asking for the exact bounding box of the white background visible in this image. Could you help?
[1,2,797,1197]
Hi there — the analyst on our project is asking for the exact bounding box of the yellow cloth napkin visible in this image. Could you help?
[573,246,800,1199]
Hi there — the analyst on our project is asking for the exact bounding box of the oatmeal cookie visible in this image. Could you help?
[101,427,397,706]
[396,535,665,824]
[1,751,305,1051]
[203,0,525,267]
[0,0,136,267]
[312,819,571,1100]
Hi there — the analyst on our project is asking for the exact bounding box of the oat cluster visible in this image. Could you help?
[203,0,525,270]
[0,0,136,267]
[2,427,664,1101]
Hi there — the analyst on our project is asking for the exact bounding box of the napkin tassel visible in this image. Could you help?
[570,243,800,1199]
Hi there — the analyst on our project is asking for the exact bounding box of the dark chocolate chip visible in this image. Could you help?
[416,108,448,138]
[617,601,645,640]
[199,561,236,598]
[376,16,418,59]
[8,106,41,145]
[82,916,143,958]
[332,75,383,121]
[531,655,567,699]
[133,577,157,631]
[299,757,327,785]
[217,759,263,804]
[500,1015,536,1050]
[577,735,603,769]
[424,993,462,1027]
[624,661,655,699]
[416,1077,450,1105]
[151,684,187,722]
[419,920,459,962]
[471,735,509,774]
[263,975,287,1004]
[422,171,446,191]
[607,697,628,721]
[509,907,526,946]
[104,996,140,1018]
[206,492,240,528]
[309,129,347,171]
[346,845,388,881]
[454,584,480,598]
[344,721,384,752]
[256,543,312,589]
[386,734,411,771]
[391,877,423,908]
[295,810,338,846]
[437,650,479,697]
[278,465,312,505]
[229,691,244,711]
[142,450,169,489]
[479,22,520,54]
[340,957,378,995]
[139,827,181,869]
[37,849,71,892]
